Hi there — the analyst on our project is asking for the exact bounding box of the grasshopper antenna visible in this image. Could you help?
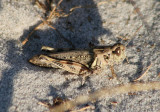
[125,0,156,48]
[125,25,143,47]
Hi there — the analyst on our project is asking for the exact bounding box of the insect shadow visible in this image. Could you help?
[21,0,113,85]
[0,0,113,111]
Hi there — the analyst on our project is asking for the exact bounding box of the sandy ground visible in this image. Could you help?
[0,0,160,112]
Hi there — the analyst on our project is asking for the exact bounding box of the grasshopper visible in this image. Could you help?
[29,43,126,78]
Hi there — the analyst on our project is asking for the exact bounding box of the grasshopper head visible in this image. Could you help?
[103,44,126,65]
[111,43,126,64]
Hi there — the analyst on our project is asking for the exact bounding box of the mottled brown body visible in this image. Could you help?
[29,43,126,75]
[48,50,94,67]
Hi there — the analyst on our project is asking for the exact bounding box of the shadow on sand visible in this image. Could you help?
[0,0,113,111]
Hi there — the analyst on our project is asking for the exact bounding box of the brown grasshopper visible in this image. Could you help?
[29,43,126,78]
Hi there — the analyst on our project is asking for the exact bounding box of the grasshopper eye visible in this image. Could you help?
[104,55,109,59]
[112,47,121,56]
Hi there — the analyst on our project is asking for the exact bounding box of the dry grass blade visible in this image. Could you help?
[39,17,56,30]
[97,0,116,6]
[125,25,142,46]
[22,0,64,46]
[48,0,63,21]
[69,6,82,12]
[70,105,95,112]
[49,81,160,112]
[35,0,48,12]
[22,0,75,48]
[22,0,121,46]
[22,22,44,45]
[134,63,152,81]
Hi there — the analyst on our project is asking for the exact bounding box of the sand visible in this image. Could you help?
[0,0,160,112]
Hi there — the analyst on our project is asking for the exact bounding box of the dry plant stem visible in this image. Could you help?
[48,0,63,20]
[22,0,120,46]
[97,0,116,6]
[49,81,160,112]
[126,25,142,46]
[22,22,44,45]
[22,0,64,46]
[132,25,143,38]
[70,106,94,112]
[35,0,47,13]
[40,17,56,30]
[22,0,75,48]
[134,64,152,81]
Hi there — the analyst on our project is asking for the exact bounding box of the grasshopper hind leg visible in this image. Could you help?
[30,55,90,75]
[29,55,93,85]
[109,65,117,79]
[29,55,59,68]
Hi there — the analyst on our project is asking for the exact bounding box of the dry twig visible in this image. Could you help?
[49,81,160,112]
[125,25,143,46]
[22,0,75,48]
[70,105,95,112]
[134,64,152,81]
[22,22,44,45]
